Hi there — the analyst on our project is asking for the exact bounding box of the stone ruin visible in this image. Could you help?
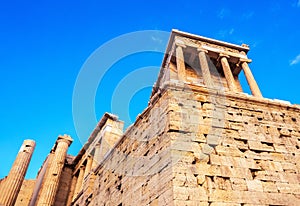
[1,29,300,206]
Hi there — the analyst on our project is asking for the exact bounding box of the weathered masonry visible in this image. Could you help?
[1,29,300,206]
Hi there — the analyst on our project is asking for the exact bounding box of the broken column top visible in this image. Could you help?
[23,139,36,147]
[57,134,73,145]
[50,135,73,152]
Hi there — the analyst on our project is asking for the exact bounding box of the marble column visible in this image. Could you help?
[0,140,35,206]
[198,49,214,88]
[92,143,101,169]
[36,135,73,206]
[175,42,186,82]
[234,76,243,92]
[241,61,263,98]
[220,55,237,92]
[83,156,93,179]
[73,165,85,201]
[66,175,77,206]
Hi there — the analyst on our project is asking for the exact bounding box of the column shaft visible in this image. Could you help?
[234,76,243,92]
[176,44,186,82]
[92,143,101,169]
[73,166,85,201]
[84,156,93,179]
[198,50,214,88]
[0,140,35,206]
[220,56,237,92]
[36,136,72,206]
[241,62,262,97]
[66,175,77,206]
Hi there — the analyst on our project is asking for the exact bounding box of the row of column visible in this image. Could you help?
[36,135,73,206]
[0,140,36,206]
[70,142,101,203]
[0,135,73,206]
[175,42,262,98]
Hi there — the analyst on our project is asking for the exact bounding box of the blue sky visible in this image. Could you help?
[1,0,300,179]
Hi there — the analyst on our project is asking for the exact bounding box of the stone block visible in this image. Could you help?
[214,176,232,190]
[201,144,214,155]
[196,175,206,186]
[210,203,240,206]
[230,177,248,191]
[215,145,244,157]
[195,94,207,102]
[273,144,288,153]
[191,133,206,143]
[281,162,297,172]
[207,134,221,146]
[203,103,214,110]
[173,186,208,202]
[262,181,278,193]
[246,179,263,192]
[248,140,274,152]
[209,190,300,205]
[174,200,209,206]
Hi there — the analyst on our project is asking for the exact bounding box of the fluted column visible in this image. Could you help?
[92,143,101,169]
[0,139,35,206]
[66,175,77,206]
[83,156,93,179]
[234,76,243,92]
[175,42,186,82]
[220,54,237,92]
[198,49,214,88]
[36,135,73,206]
[73,165,85,201]
[241,60,262,97]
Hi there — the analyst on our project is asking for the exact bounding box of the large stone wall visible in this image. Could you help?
[69,75,300,206]
[169,82,300,205]
[72,76,300,206]
[84,89,175,206]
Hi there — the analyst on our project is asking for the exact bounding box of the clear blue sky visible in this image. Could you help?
[1,0,300,179]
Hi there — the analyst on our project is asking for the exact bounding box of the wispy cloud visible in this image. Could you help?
[290,54,300,65]
[298,0,300,7]
[217,28,234,38]
[217,8,230,19]
[242,11,254,20]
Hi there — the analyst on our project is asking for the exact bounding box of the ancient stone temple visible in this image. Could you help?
[1,29,300,205]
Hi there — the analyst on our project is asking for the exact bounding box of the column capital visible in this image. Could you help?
[175,40,186,48]
[239,58,252,64]
[197,48,208,53]
[57,134,73,146]
[219,53,230,59]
